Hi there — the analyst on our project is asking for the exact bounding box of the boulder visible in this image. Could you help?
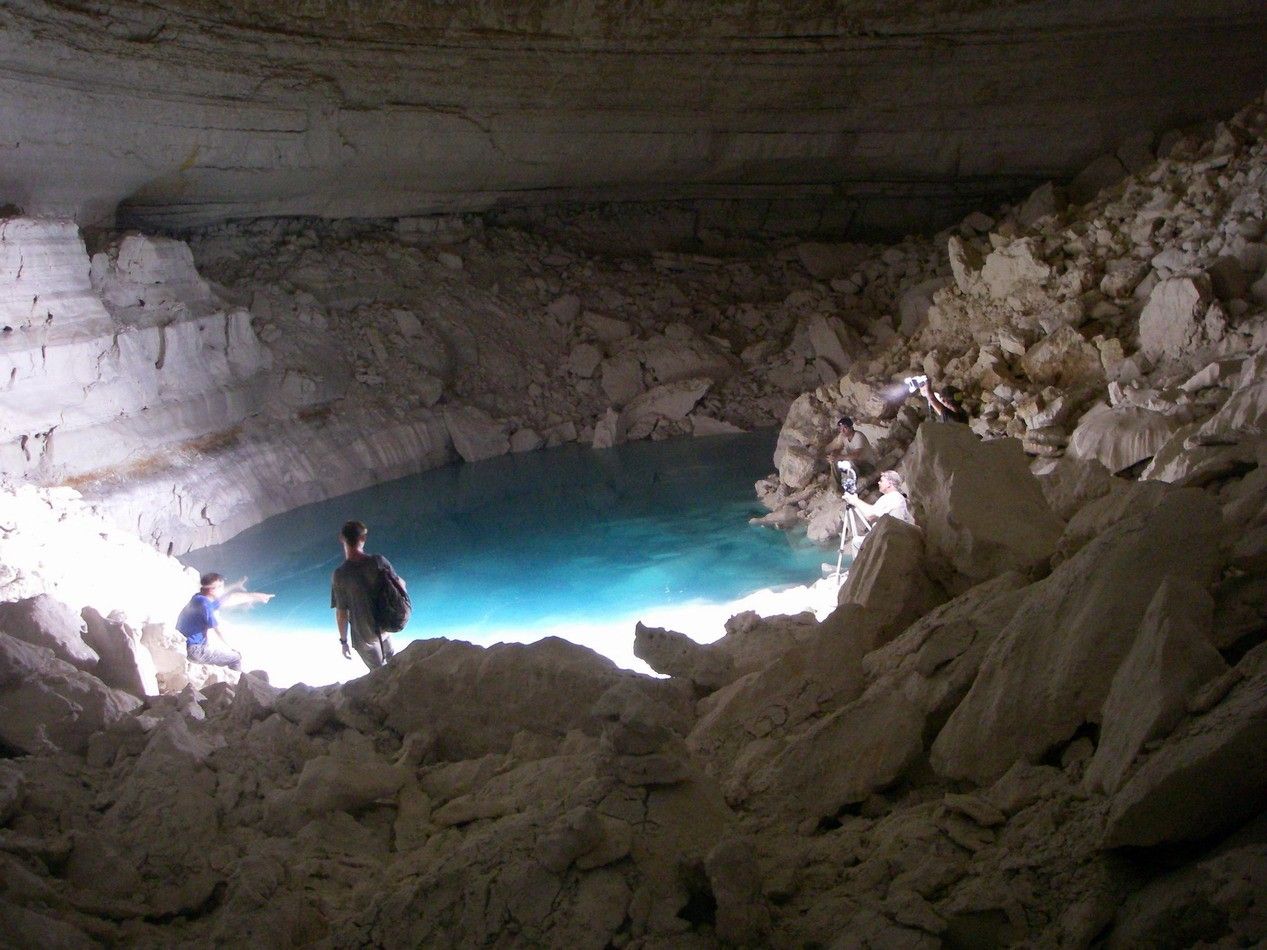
[795,241,869,280]
[568,342,603,378]
[688,625,867,773]
[1034,454,1115,522]
[582,311,631,344]
[947,236,984,294]
[599,354,643,406]
[633,623,735,693]
[837,517,947,652]
[0,595,98,671]
[1068,153,1127,204]
[1016,181,1066,230]
[443,405,510,463]
[1019,325,1104,389]
[745,687,925,821]
[80,607,158,698]
[294,754,409,814]
[1067,404,1188,473]
[0,633,142,754]
[904,422,1064,587]
[620,377,710,432]
[803,315,859,376]
[898,278,951,336]
[1085,581,1227,795]
[1103,670,1267,848]
[351,637,684,761]
[1138,275,1216,362]
[1190,353,1267,444]
[931,489,1222,785]
[981,239,1051,300]
[509,427,544,453]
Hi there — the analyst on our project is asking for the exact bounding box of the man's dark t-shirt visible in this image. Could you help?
[331,555,394,655]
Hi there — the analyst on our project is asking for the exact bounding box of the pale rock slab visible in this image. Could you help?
[509,427,544,453]
[81,607,159,698]
[620,377,710,432]
[837,517,947,652]
[1085,581,1227,795]
[981,238,1051,299]
[862,572,1031,730]
[803,314,858,376]
[582,310,632,343]
[931,489,1222,785]
[1104,669,1267,848]
[1034,454,1115,522]
[898,277,950,336]
[746,687,925,821]
[905,422,1064,587]
[1019,325,1104,389]
[599,353,643,405]
[795,242,869,279]
[1191,352,1267,443]
[687,626,867,775]
[0,595,97,671]
[1138,275,1216,362]
[443,404,510,462]
[0,632,141,754]
[568,342,603,378]
[947,236,984,294]
[1067,403,1188,473]
[633,623,734,693]
[591,408,621,449]
[294,754,409,814]
[689,414,744,436]
[634,334,733,385]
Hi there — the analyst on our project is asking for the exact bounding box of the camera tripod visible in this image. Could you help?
[832,499,872,585]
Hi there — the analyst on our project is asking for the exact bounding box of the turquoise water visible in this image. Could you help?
[182,429,826,668]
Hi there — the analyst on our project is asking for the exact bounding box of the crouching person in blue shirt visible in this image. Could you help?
[176,572,274,671]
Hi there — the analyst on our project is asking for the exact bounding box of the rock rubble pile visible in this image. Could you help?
[0,92,1266,947]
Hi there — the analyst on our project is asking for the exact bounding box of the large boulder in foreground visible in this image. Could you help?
[1067,404,1188,474]
[837,516,947,652]
[0,633,142,754]
[81,607,159,699]
[1103,663,1267,848]
[0,595,98,672]
[931,489,1223,785]
[1085,580,1227,795]
[349,637,688,761]
[905,423,1063,588]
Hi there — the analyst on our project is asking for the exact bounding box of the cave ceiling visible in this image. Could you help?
[1,0,1265,233]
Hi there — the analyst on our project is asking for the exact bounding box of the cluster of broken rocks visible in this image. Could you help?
[1,95,1266,946]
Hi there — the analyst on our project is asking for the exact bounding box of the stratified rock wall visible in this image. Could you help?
[0,1,1264,232]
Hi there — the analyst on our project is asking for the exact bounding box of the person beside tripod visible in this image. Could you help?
[842,470,914,528]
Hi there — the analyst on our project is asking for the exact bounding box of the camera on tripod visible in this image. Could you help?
[903,374,929,395]
[837,460,858,496]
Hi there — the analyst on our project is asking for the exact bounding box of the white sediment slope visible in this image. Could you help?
[0,91,1266,947]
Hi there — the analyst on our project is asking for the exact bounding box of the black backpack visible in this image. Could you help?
[372,556,411,633]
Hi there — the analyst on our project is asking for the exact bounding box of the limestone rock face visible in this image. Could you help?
[1067,403,1188,474]
[81,607,159,699]
[1085,580,1227,795]
[5,3,1264,231]
[0,595,98,671]
[444,404,511,463]
[931,489,1223,785]
[837,516,947,652]
[1104,667,1267,848]
[905,422,1064,587]
[0,632,141,754]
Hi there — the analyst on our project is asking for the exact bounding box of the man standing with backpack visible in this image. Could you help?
[331,520,409,670]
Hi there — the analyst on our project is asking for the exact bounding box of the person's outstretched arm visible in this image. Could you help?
[219,591,274,610]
